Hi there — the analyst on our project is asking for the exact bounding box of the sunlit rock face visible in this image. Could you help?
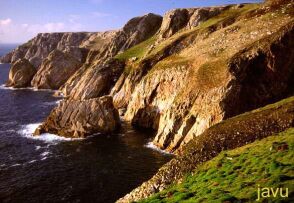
[0,32,95,67]
[34,96,120,138]
[31,50,82,90]
[112,3,294,153]
[5,58,36,88]
[60,13,163,99]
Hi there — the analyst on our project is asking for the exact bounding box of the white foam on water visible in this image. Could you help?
[0,84,11,90]
[28,160,37,164]
[0,84,34,91]
[35,146,41,150]
[144,142,172,155]
[10,163,21,167]
[41,157,48,161]
[40,151,50,157]
[18,123,81,143]
[32,88,56,93]
[0,84,57,93]
[43,99,63,106]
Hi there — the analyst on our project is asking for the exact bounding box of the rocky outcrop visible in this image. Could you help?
[155,21,294,151]
[5,59,36,88]
[117,97,294,202]
[0,32,95,67]
[158,6,229,39]
[31,50,82,89]
[123,64,189,130]
[110,13,162,54]
[69,59,124,100]
[60,13,163,98]
[34,96,120,138]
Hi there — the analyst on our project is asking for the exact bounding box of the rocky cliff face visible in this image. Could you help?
[158,6,228,39]
[0,32,95,67]
[5,58,36,88]
[59,13,163,98]
[32,13,163,137]
[34,96,120,138]
[4,1,292,149]
[2,1,293,202]
[111,2,294,153]
[31,50,82,89]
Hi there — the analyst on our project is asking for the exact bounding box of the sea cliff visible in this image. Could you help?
[1,0,293,202]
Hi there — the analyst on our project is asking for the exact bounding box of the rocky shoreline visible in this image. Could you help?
[1,0,293,202]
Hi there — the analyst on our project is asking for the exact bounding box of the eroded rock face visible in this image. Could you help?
[112,4,294,153]
[69,59,124,100]
[124,65,189,130]
[159,6,228,39]
[34,96,120,138]
[60,13,163,99]
[159,9,190,38]
[114,13,163,52]
[5,59,36,88]
[0,32,95,67]
[31,50,82,90]
[154,22,294,152]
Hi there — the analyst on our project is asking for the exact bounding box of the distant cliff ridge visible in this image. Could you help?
[1,0,293,202]
[0,32,95,66]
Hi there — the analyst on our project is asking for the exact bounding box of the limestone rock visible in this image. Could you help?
[31,50,82,90]
[5,58,36,88]
[34,96,120,138]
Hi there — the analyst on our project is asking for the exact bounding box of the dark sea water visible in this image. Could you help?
[0,49,171,202]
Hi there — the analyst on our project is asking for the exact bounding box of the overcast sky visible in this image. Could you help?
[0,0,262,43]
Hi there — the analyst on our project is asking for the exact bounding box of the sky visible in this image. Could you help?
[0,0,262,43]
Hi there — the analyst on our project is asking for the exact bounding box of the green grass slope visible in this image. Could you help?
[140,128,294,203]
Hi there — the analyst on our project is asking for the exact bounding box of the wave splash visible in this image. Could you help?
[0,84,57,92]
[145,142,171,155]
[18,123,81,143]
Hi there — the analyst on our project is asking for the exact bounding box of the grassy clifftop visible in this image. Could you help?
[140,128,294,203]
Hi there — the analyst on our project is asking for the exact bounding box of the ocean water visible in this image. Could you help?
[0,44,18,58]
[0,49,171,202]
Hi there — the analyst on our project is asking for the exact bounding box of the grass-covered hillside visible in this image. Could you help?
[140,128,294,203]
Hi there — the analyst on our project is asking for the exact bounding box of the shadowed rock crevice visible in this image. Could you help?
[223,22,294,118]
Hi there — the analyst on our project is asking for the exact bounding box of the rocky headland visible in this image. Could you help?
[1,0,293,202]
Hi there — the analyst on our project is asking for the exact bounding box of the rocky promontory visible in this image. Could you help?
[5,58,36,88]
[0,32,95,66]
[34,96,120,138]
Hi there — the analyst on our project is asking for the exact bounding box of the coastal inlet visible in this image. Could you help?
[0,63,172,203]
